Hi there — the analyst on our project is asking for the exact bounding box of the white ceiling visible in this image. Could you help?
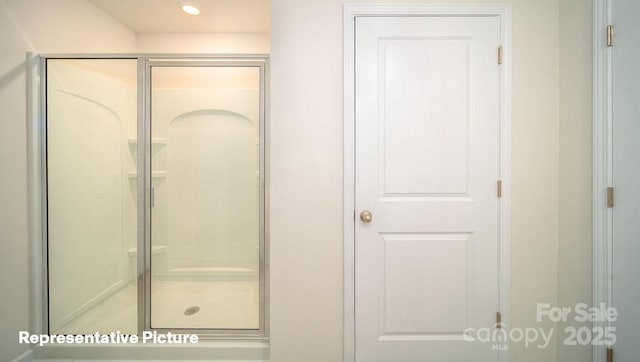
[88,0,270,33]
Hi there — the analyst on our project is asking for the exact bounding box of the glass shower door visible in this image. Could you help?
[148,64,264,331]
[46,58,138,335]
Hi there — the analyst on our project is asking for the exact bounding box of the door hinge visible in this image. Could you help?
[497,180,503,198]
[496,312,502,328]
[607,25,614,47]
[150,186,155,208]
[607,187,614,208]
[498,46,503,65]
[607,347,614,362]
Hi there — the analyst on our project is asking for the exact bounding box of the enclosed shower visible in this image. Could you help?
[39,56,267,336]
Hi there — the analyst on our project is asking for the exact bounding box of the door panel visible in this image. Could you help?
[355,16,502,361]
[383,233,470,334]
[612,0,640,359]
[382,38,471,196]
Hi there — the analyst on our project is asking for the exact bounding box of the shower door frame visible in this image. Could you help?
[31,54,269,339]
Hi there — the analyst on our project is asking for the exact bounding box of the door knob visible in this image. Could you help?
[360,210,373,224]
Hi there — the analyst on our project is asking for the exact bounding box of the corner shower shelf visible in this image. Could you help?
[128,171,168,179]
[127,138,168,145]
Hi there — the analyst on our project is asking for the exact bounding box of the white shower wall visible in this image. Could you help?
[151,82,261,275]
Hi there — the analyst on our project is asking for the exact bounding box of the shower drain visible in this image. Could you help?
[184,306,200,316]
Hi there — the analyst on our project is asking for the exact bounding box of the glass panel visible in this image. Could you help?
[47,59,138,334]
[150,66,261,329]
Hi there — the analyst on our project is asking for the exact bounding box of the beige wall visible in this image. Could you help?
[270,0,591,361]
[557,0,593,360]
[136,33,270,54]
[269,1,345,361]
[0,0,136,359]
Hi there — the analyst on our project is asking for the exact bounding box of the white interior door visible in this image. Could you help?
[612,0,640,360]
[354,15,504,361]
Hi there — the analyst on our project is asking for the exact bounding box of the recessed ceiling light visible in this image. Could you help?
[179,2,201,15]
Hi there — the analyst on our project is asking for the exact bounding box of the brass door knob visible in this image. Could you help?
[360,210,373,224]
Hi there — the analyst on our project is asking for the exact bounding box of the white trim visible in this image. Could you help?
[343,4,512,361]
[30,342,269,361]
[498,7,513,362]
[343,4,356,358]
[11,344,270,362]
[593,0,612,362]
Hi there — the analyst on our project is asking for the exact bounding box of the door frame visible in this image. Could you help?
[593,0,612,361]
[141,58,269,337]
[343,4,512,361]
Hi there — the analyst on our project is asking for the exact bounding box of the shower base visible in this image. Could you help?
[54,279,259,334]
